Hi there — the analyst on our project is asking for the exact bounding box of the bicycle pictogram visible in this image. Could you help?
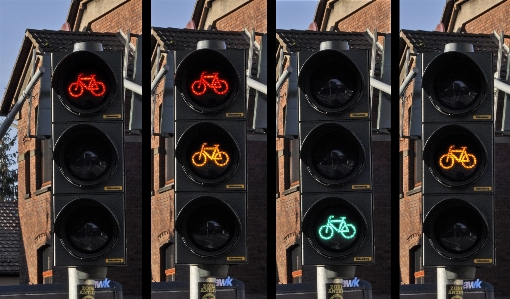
[191,143,230,167]
[68,73,106,98]
[439,145,477,170]
[191,71,229,96]
[318,216,356,240]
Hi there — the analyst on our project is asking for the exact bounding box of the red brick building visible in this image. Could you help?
[276,0,391,295]
[0,0,142,296]
[150,0,267,295]
[399,0,510,293]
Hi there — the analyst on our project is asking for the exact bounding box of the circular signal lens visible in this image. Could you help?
[54,124,118,187]
[55,198,119,259]
[177,196,241,257]
[301,123,365,185]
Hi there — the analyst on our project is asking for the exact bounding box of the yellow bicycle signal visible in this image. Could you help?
[439,145,477,170]
[191,143,230,167]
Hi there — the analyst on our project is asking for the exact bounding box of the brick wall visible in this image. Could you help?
[89,0,142,35]
[214,0,267,34]
[336,0,390,35]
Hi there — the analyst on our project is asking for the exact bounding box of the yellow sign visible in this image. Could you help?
[192,143,229,167]
[474,258,493,263]
[226,256,246,261]
[352,184,370,190]
[354,257,372,262]
[106,258,124,263]
[104,186,122,191]
[439,145,476,169]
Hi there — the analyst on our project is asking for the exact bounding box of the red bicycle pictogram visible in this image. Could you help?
[190,71,229,96]
[68,73,106,98]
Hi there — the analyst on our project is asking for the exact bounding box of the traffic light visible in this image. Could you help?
[299,41,374,266]
[173,40,247,265]
[51,42,126,267]
[421,43,494,267]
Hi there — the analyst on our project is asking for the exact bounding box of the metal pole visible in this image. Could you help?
[317,266,327,299]
[247,77,267,95]
[190,265,199,299]
[0,67,44,139]
[151,64,170,94]
[495,78,510,95]
[399,67,418,97]
[69,268,78,299]
[124,79,142,96]
[437,268,446,299]
[276,67,292,94]
[370,77,391,95]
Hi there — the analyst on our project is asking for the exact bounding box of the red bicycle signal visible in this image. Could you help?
[191,71,229,96]
[68,73,106,98]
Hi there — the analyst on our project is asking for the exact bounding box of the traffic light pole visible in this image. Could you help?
[68,267,107,299]
[0,67,44,139]
[437,267,475,299]
[316,266,355,299]
[190,265,228,299]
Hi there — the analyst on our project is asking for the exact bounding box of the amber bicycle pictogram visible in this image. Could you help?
[191,72,229,96]
[439,145,477,169]
[68,73,106,98]
[191,143,230,167]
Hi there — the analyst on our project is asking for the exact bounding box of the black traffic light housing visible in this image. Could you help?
[421,44,494,267]
[51,43,126,267]
[298,41,374,266]
[174,41,247,265]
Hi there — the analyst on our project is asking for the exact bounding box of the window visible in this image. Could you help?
[160,243,175,282]
[286,245,302,283]
[165,136,174,184]
[40,139,51,187]
[37,245,52,284]
[24,152,30,197]
[410,245,424,284]
[414,139,422,187]
[290,138,299,185]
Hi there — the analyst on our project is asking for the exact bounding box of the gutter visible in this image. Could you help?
[447,0,469,33]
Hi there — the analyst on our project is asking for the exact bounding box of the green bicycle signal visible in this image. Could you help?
[318,215,357,240]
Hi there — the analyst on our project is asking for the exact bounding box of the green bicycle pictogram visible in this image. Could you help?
[318,216,357,240]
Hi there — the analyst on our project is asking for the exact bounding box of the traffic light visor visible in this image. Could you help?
[298,49,363,114]
[176,196,241,257]
[54,198,120,259]
[52,51,117,115]
[303,197,367,258]
[175,48,240,113]
[424,125,486,187]
[424,198,488,259]
[422,51,487,115]
[301,123,365,185]
[53,124,118,187]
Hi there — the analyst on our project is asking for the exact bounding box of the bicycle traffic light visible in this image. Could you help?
[51,42,126,267]
[173,40,247,265]
[298,41,374,266]
[421,43,494,267]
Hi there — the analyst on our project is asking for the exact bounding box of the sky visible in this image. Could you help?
[0,1,70,168]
